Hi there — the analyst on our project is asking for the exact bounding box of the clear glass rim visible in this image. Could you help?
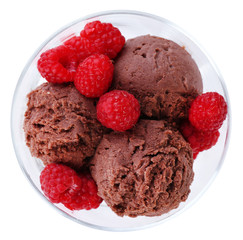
[11,9,232,232]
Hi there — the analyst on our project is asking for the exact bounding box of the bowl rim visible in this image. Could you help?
[11,9,231,232]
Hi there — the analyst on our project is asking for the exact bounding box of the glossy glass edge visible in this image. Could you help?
[10,9,231,232]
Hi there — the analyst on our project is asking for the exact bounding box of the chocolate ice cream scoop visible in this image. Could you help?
[112,35,203,121]
[90,119,194,217]
[24,82,104,169]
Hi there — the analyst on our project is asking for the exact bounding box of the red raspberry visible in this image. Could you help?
[37,45,79,83]
[63,172,102,210]
[74,54,114,98]
[80,20,125,59]
[193,151,199,159]
[63,36,89,62]
[97,90,140,131]
[189,92,227,132]
[40,163,82,204]
[180,121,220,158]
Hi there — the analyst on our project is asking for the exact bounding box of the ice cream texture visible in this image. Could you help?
[112,35,203,121]
[24,82,104,169]
[90,120,194,217]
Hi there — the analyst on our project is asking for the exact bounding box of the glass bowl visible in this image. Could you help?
[11,10,231,231]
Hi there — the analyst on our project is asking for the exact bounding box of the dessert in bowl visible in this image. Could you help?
[11,10,230,231]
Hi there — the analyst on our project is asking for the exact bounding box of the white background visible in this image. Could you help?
[1,0,242,239]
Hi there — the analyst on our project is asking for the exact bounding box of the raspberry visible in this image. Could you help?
[193,151,199,159]
[189,92,227,132]
[180,121,220,158]
[40,164,102,211]
[63,36,89,62]
[74,54,114,98]
[37,45,79,83]
[97,90,140,131]
[63,172,102,210]
[80,20,125,59]
[40,163,82,204]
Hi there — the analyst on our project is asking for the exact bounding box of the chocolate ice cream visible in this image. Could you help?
[112,35,203,121]
[90,119,194,217]
[24,82,104,169]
